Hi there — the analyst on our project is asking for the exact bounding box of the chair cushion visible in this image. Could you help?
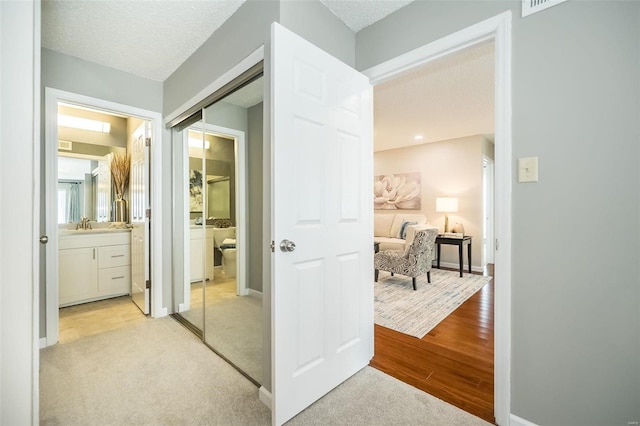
[373,236,406,252]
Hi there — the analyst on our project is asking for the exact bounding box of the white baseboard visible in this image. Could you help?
[249,289,263,299]
[155,307,168,318]
[510,413,538,426]
[433,260,484,273]
[39,337,47,349]
[259,386,272,410]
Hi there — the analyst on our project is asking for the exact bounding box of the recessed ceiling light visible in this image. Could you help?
[414,134,424,140]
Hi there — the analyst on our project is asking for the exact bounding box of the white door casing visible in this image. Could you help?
[44,88,165,346]
[130,122,150,314]
[271,23,374,425]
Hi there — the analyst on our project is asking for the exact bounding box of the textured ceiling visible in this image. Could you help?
[374,41,495,152]
[42,0,246,81]
[42,0,414,82]
[319,0,414,32]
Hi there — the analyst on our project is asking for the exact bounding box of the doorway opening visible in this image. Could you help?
[44,88,164,347]
[364,11,511,425]
[370,40,496,422]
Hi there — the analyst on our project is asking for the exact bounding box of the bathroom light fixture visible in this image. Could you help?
[188,137,211,149]
[58,114,111,133]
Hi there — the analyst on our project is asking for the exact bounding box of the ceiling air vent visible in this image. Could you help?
[522,0,568,17]
[58,140,73,151]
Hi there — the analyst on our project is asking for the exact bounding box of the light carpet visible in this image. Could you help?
[40,316,490,425]
[375,269,491,339]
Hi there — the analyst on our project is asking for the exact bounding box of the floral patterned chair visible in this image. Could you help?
[374,227,438,291]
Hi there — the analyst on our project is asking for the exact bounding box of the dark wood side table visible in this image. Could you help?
[435,235,472,277]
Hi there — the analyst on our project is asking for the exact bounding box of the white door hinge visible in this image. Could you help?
[495,239,499,250]
[146,209,151,219]
[145,137,151,147]
[270,241,275,252]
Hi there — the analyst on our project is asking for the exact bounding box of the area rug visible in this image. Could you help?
[375,269,491,339]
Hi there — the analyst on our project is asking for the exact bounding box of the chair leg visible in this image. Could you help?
[374,269,379,282]
[427,271,431,283]
[412,277,417,291]
[391,272,394,276]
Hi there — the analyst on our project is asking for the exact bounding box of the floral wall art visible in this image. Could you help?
[189,169,203,212]
[374,173,421,210]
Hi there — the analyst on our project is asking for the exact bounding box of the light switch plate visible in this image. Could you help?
[518,157,538,182]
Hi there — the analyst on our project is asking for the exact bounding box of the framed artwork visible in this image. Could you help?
[374,172,421,210]
[189,169,203,212]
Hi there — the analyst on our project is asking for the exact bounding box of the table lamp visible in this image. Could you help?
[436,197,458,233]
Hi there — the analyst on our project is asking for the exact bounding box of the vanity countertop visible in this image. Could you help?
[59,228,131,237]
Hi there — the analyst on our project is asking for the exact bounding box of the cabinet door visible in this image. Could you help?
[59,247,98,306]
[205,236,214,281]
[190,235,203,282]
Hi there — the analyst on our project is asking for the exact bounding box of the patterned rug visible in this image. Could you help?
[374,269,491,339]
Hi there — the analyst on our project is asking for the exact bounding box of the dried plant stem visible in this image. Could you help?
[110,152,130,197]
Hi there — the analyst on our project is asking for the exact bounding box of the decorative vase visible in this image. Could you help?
[451,223,465,235]
[113,194,128,223]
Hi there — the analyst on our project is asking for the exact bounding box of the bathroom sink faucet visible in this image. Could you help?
[76,217,92,230]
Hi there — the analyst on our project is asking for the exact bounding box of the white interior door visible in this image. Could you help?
[130,122,150,314]
[271,23,374,425]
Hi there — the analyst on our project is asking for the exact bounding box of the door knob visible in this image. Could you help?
[279,239,296,252]
[39,235,49,244]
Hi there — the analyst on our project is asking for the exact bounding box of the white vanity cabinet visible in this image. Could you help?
[190,226,214,282]
[59,231,131,307]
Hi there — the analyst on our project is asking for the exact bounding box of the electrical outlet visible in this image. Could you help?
[518,157,538,183]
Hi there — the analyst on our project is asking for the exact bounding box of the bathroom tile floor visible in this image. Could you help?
[58,296,147,344]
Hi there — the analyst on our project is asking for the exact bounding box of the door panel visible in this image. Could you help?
[271,22,373,425]
[130,122,150,314]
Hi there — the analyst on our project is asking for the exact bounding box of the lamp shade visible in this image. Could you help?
[436,197,458,213]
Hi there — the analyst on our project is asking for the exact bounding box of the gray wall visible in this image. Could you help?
[42,48,162,112]
[358,1,640,424]
[163,0,279,115]
[279,0,355,67]
[248,102,264,293]
[41,49,168,336]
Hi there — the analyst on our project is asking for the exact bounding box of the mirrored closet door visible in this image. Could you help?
[172,74,264,385]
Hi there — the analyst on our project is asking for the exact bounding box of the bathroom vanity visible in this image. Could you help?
[58,230,131,307]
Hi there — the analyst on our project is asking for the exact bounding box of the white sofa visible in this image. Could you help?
[374,213,434,252]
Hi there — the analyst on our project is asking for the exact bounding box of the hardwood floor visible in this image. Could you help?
[370,265,495,424]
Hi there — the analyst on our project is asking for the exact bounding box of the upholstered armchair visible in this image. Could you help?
[374,226,438,291]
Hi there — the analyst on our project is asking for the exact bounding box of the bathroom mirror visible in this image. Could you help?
[56,103,127,224]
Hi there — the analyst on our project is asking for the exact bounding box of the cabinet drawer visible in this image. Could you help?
[98,244,130,268]
[98,265,131,296]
